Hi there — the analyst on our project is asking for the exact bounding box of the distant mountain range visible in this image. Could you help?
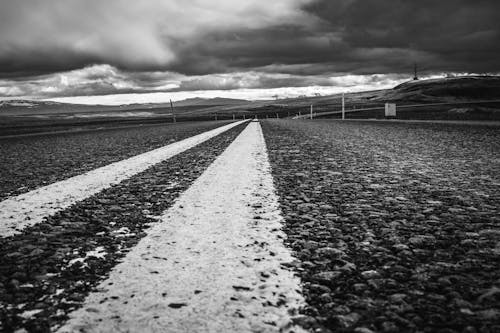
[0,100,64,108]
[172,97,249,107]
[1,76,499,116]
[0,97,251,116]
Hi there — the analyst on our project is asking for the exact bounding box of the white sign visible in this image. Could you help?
[385,103,396,117]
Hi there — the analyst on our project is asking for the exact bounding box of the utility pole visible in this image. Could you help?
[170,99,176,123]
[342,93,345,120]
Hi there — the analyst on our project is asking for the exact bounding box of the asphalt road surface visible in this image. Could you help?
[0,119,499,332]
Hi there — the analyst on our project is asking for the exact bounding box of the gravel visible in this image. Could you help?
[261,119,500,332]
[0,122,247,332]
[0,121,232,200]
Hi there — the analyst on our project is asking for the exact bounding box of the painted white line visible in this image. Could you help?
[0,121,247,238]
[57,121,306,333]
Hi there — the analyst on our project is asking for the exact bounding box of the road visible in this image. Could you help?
[0,121,244,237]
[0,119,499,332]
[58,121,304,333]
[262,119,500,332]
[0,120,233,200]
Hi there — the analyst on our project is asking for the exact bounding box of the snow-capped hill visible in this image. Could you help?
[0,100,37,108]
[0,99,67,108]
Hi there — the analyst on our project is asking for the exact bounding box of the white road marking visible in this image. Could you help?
[57,121,306,333]
[0,121,247,238]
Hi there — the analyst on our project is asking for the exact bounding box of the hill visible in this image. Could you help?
[378,76,500,102]
[173,97,249,107]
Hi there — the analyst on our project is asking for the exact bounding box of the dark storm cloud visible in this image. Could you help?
[0,0,314,76]
[184,0,499,75]
[169,26,435,76]
[0,0,499,99]
[301,0,500,73]
[169,0,500,75]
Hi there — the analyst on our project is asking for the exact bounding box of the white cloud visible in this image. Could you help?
[0,85,23,96]
[0,64,182,97]
[0,64,410,99]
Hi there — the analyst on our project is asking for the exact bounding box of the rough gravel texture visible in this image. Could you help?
[0,121,231,200]
[0,123,246,332]
[261,119,500,333]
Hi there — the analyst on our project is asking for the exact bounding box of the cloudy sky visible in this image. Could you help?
[0,0,499,104]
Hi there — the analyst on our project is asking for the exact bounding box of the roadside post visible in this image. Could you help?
[310,105,313,119]
[170,99,176,123]
[243,115,246,120]
[342,93,345,120]
[385,103,397,118]
[215,113,218,121]
[233,114,235,120]
[276,113,279,119]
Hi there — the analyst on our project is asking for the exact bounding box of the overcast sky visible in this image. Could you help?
[1,0,499,104]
